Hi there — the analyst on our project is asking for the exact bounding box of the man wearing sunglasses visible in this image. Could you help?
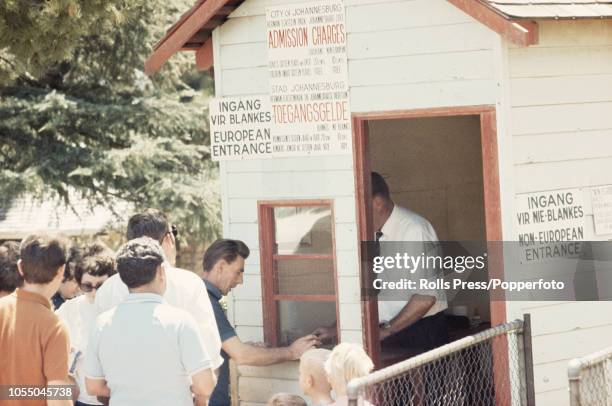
[94,209,223,373]
[56,242,116,406]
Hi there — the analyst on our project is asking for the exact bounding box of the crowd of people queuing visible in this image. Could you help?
[0,208,374,406]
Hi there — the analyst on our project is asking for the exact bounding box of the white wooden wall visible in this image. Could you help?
[215,1,612,405]
[215,0,501,404]
[503,20,612,406]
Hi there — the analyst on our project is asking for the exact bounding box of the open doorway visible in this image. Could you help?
[352,106,505,368]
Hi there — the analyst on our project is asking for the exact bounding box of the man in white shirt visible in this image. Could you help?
[94,209,223,370]
[85,237,216,406]
[313,173,448,354]
[371,172,448,352]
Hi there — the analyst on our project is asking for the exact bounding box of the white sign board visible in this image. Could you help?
[591,185,612,236]
[515,189,586,263]
[266,0,352,156]
[209,96,273,161]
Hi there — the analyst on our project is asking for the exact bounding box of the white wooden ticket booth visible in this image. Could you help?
[146,1,612,404]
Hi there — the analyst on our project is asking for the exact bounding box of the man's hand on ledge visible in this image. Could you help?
[311,324,337,344]
[288,335,320,360]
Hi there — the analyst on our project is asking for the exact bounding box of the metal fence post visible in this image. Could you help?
[567,359,582,406]
[522,313,537,406]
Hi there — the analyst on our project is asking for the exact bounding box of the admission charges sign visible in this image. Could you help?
[267,0,351,157]
[209,0,352,161]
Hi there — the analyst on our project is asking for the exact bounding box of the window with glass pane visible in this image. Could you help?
[259,201,339,346]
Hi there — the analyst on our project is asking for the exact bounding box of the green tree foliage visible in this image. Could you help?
[0,0,221,245]
[0,1,124,84]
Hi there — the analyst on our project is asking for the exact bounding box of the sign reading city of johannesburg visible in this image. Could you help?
[515,189,586,263]
[209,96,273,161]
[266,0,352,156]
[591,185,612,236]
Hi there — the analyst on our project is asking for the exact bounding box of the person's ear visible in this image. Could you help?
[306,375,314,389]
[158,264,166,284]
[54,265,65,281]
[160,233,171,249]
[214,259,227,274]
[17,259,24,277]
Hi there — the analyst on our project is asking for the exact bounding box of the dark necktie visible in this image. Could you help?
[375,230,383,257]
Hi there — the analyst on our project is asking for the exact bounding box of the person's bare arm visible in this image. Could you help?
[46,380,75,406]
[379,294,436,340]
[222,335,319,366]
[85,377,111,398]
[191,368,216,406]
[67,375,79,401]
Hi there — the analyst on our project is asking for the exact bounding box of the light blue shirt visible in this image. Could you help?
[84,293,211,406]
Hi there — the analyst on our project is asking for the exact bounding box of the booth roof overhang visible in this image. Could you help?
[144,0,612,76]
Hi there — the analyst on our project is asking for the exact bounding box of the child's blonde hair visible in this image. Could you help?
[325,343,374,388]
[267,393,307,406]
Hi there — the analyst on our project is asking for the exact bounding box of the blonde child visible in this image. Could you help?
[325,343,374,406]
[299,348,333,405]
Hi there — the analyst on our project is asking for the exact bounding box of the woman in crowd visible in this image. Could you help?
[56,241,116,406]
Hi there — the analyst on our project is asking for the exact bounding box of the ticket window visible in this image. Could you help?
[258,201,339,347]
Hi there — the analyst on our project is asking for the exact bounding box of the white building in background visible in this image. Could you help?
[146,0,612,404]
[0,195,126,241]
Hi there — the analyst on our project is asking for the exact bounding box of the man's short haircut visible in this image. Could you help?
[324,343,374,387]
[202,239,250,272]
[75,241,117,284]
[19,234,70,284]
[371,172,391,200]
[0,241,22,293]
[266,393,307,406]
[116,237,165,289]
[126,209,169,242]
[62,245,81,282]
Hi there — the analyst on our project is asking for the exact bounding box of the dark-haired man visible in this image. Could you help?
[52,246,81,310]
[314,172,448,354]
[56,241,116,406]
[203,239,319,406]
[0,234,74,406]
[84,237,216,406]
[0,241,22,298]
[95,209,223,370]
[369,171,448,351]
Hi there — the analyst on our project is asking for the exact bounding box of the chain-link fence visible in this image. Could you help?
[568,346,612,406]
[347,317,535,406]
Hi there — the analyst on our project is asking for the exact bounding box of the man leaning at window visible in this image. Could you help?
[202,239,320,406]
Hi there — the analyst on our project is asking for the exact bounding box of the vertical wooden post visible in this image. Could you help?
[352,116,381,368]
